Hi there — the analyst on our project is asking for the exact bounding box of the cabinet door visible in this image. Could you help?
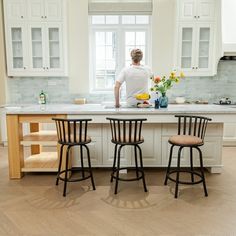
[45,0,62,21]
[45,24,64,74]
[177,24,196,72]
[195,23,213,72]
[28,0,45,21]
[179,0,197,21]
[6,24,28,74]
[29,24,46,72]
[4,0,27,21]
[197,0,215,21]
[131,124,162,166]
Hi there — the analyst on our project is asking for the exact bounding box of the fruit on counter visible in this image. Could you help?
[143,101,149,104]
[135,93,151,100]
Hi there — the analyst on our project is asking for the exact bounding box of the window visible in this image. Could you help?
[90,15,151,92]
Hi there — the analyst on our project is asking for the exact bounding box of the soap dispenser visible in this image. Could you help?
[39,90,47,104]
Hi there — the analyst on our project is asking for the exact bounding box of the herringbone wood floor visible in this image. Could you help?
[0,145,236,236]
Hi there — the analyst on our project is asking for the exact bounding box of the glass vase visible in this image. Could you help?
[159,93,168,108]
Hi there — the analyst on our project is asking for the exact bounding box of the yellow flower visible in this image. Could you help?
[170,72,176,78]
[180,72,185,78]
[175,78,180,83]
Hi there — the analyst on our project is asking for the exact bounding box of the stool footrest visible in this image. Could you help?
[58,168,92,182]
[167,169,203,185]
[111,167,144,182]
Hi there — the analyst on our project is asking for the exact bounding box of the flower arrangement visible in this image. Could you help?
[150,71,185,95]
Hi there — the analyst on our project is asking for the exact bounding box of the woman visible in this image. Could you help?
[114,49,152,108]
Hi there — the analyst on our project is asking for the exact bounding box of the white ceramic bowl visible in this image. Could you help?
[175,97,186,104]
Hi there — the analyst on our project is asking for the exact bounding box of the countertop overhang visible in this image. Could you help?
[4,104,236,123]
[4,103,236,115]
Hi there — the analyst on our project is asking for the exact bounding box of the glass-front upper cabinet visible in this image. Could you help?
[177,23,213,75]
[196,25,212,70]
[46,25,63,72]
[7,24,28,72]
[29,25,45,70]
[180,27,194,69]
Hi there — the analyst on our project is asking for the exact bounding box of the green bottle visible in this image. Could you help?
[39,90,46,104]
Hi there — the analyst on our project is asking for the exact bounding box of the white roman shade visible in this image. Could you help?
[88,0,153,15]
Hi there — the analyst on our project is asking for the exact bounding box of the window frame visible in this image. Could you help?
[89,15,152,94]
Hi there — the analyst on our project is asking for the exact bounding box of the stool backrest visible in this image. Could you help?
[175,115,212,140]
[106,117,147,143]
[52,118,92,144]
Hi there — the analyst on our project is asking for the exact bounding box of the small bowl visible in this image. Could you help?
[175,97,186,104]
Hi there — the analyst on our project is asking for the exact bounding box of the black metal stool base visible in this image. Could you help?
[57,168,94,183]
[111,167,145,182]
[56,144,96,197]
[166,169,204,185]
[110,144,148,195]
[164,145,208,199]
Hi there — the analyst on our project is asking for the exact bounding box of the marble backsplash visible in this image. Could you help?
[7,60,236,104]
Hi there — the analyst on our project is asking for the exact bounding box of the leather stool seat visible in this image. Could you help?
[169,135,203,146]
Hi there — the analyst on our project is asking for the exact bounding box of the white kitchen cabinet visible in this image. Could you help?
[175,0,219,76]
[28,23,65,75]
[5,0,27,21]
[28,0,62,21]
[4,0,67,77]
[178,0,215,22]
[177,22,214,76]
[6,23,29,73]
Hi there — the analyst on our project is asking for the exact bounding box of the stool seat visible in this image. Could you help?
[112,136,144,144]
[169,135,203,146]
[63,135,91,144]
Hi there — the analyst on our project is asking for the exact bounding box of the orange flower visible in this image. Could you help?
[154,76,161,83]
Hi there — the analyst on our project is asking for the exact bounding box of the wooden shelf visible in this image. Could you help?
[22,152,58,172]
[21,130,57,146]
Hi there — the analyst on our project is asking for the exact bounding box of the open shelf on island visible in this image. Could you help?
[22,152,58,172]
[21,130,57,146]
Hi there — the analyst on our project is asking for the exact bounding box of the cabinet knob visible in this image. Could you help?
[194,16,197,18]
[23,67,26,69]
[46,67,49,69]
[198,16,200,18]
[21,16,23,19]
[45,16,47,18]
[192,67,195,69]
[43,67,45,69]
[196,67,198,69]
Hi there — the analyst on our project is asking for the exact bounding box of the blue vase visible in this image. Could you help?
[159,93,168,108]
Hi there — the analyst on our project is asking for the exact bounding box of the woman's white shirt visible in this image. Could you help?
[116,65,152,106]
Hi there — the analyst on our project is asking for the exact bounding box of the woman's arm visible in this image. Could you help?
[114,81,121,108]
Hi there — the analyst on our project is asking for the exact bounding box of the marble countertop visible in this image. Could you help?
[3,103,236,115]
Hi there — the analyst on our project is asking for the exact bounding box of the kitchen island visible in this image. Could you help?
[5,104,236,179]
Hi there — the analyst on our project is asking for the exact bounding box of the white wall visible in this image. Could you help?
[151,0,175,75]
[68,0,90,94]
[68,0,175,93]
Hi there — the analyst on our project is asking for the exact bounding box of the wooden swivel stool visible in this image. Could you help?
[164,115,212,198]
[53,118,96,197]
[107,118,148,194]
